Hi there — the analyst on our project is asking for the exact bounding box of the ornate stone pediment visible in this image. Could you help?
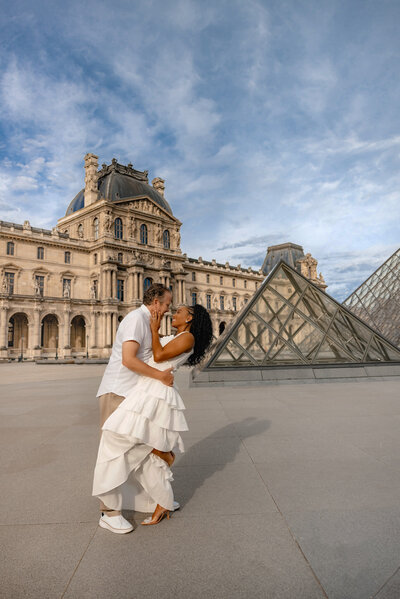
[132,198,163,216]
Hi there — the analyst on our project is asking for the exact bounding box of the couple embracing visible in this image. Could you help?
[92,283,213,533]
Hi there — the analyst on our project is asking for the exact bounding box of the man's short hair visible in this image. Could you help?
[143,283,170,305]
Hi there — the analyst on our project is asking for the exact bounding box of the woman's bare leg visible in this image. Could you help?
[151,448,175,467]
[142,503,170,525]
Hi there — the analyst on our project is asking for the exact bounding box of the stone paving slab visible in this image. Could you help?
[1,363,400,598]
[0,522,97,599]
[63,513,326,599]
[283,507,400,599]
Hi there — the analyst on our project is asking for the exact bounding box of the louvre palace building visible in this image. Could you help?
[0,153,326,360]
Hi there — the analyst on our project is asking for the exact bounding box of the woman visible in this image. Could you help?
[92,303,213,526]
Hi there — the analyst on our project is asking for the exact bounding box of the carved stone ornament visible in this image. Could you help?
[130,216,136,238]
[63,281,71,298]
[103,211,113,232]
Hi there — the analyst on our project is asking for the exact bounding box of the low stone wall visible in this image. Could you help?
[191,362,400,386]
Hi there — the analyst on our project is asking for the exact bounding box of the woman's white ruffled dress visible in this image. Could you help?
[92,333,192,513]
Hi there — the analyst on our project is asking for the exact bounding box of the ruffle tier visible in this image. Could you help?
[124,376,186,410]
[103,393,188,433]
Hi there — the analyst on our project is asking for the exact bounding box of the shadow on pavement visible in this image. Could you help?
[172,417,271,508]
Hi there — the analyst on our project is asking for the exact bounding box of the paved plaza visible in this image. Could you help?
[1,363,400,599]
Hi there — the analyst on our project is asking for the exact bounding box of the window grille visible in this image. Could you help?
[5,272,14,294]
[163,230,170,249]
[140,224,148,244]
[117,279,124,301]
[114,218,123,239]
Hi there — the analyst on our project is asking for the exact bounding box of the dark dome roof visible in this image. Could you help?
[262,242,305,275]
[65,160,173,216]
[66,189,85,215]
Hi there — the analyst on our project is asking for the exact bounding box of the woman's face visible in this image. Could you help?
[171,305,192,328]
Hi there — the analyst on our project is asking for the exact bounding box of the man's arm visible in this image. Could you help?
[122,340,174,386]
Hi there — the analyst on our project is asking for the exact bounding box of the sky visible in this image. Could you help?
[0,0,399,301]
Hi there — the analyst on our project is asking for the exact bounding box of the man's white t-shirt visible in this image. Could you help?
[96,304,152,398]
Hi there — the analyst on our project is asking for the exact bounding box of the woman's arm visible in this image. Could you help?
[150,310,194,362]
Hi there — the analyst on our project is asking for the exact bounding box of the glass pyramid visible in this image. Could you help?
[203,261,400,369]
[343,248,400,347]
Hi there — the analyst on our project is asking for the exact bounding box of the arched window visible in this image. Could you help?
[140,224,148,245]
[37,247,44,260]
[7,241,14,256]
[163,229,170,249]
[93,217,99,240]
[65,251,71,264]
[114,218,123,239]
[117,252,123,263]
[77,224,83,238]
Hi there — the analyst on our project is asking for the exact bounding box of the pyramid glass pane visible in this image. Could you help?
[204,261,400,370]
[343,248,400,347]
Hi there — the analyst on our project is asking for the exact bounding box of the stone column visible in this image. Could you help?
[63,309,71,357]
[89,312,96,348]
[112,312,117,344]
[0,306,7,350]
[33,308,41,349]
[101,270,106,300]
[138,271,143,300]
[131,271,138,300]
[106,313,112,347]
[0,305,9,360]
[111,271,117,299]
[102,312,108,348]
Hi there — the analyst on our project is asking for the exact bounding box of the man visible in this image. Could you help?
[96,283,173,533]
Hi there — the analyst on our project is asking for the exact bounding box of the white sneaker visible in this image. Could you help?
[99,512,134,534]
[173,501,180,511]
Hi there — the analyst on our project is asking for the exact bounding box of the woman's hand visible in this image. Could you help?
[150,308,162,333]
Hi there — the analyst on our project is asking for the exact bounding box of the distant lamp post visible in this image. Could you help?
[86,334,89,359]
[18,334,24,362]
[55,335,58,360]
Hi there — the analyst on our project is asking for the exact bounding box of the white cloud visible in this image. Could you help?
[0,0,399,301]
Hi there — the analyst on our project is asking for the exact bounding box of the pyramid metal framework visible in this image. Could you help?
[203,261,400,369]
[343,248,400,347]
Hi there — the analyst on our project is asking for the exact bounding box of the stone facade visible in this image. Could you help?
[0,155,325,361]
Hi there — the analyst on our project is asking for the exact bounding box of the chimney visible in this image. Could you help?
[84,153,99,207]
[152,177,165,197]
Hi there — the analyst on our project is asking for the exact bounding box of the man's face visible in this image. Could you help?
[154,291,172,316]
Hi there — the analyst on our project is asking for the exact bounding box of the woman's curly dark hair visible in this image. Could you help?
[186,304,213,365]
